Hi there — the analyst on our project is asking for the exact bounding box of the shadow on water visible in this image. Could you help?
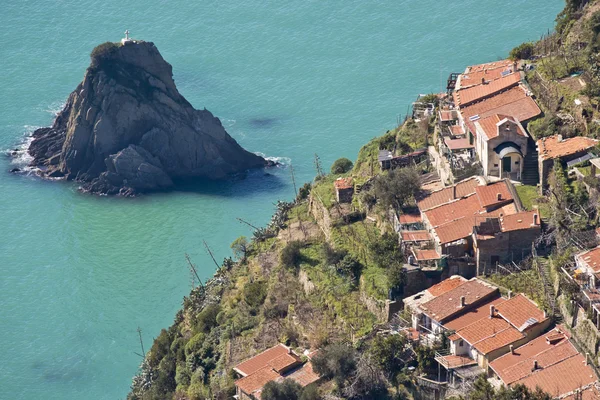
[32,356,85,384]
[248,117,279,129]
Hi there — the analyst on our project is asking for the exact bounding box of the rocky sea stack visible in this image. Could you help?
[26,40,268,195]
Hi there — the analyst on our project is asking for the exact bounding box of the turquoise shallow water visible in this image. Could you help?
[0,1,561,399]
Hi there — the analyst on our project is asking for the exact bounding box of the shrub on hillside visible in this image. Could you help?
[281,241,304,270]
[331,157,354,174]
[509,42,534,60]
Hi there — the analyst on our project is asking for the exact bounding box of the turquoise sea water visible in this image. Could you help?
[0,1,562,399]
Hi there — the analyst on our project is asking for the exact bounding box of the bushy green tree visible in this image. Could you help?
[331,158,354,174]
[261,379,303,400]
[281,241,304,270]
[372,167,421,210]
[369,335,408,383]
[311,343,357,388]
[243,281,267,309]
[509,42,534,60]
[368,232,403,269]
[230,236,250,262]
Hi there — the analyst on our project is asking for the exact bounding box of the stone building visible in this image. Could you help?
[333,177,354,203]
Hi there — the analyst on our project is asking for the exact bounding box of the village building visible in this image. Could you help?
[233,344,319,400]
[489,325,598,399]
[537,134,598,189]
[333,177,354,203]
[473,210,541,275]
[574,246,600,288]
[378,148,428,170]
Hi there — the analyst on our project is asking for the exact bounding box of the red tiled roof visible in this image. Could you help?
[426,276,467,297]
[433,216,478,244]
[459,86,541,136]
[577,246,600,274]
[334,177,353,189]
[234,344,292,376]
[424,194,480,228]
[417,177,481,211]
[401,327,421,341]
[500,211,540,232]
[455,73,521,107]
[437,354,478,369]
[475,180,513,209]
[459,60,516,89]
[439,109,457,121]
[282,362,320,387]
[444,136,473,151]
[450,125,465,135]
[398,212,422,224]
[401,230,431,242]
[490,325,571,381]
[414,249,441,261]
[495,294,547,331]
[443,295,506,331]
[537,135,598,161]
[475,114,527,140]
[464,59,515,75]
[514,354,597,398]
[454,316,524,355]
[236,366,281,397]
[268,353,302,373]
[562,385,600,400]
[420,279,498,322]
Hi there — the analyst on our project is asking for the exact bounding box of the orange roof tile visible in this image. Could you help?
[459,60,516,89]
[475,114,527,140]
[562,385,600,400]
[424,195,481,228]
[459,86,541,136]
[577,246,600,274]
[454,316,524,355]
[401,230,431,242]
[537,135,598,161]
[420,279,498,322]
[439,109,457,121]
[500,211,540,232]
[465,59,515,74]
[426,276,467,297]
[234,344,291,376]
[444,136,473,150]
[398,212,422,224]
[475,181,514,209]
[514,354,597,398]
[495,294,547,331]
[437,354,478,369]
[282,362,320,387]
[443,295,506,331]
[433,216,478,244]
[235,366,281,397]
[414,249,441,261]
[490,325,571,379]
[334,177,353,189]
[455,73,521,107]
[417,177,481,211]
[450,125,465,135]
[267,353,302,373]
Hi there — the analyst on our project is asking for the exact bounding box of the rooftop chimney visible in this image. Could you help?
[586,353,590,366]
[532,360,538,371]
[490,305,496,318]
[557,134,563,143]
[507,290,512,299]
[497,193,502,201]
[481,77,486,84]
[460,296,466,308]
[533,214,539,226]
[453,184,457,200]
[510,345,514,354]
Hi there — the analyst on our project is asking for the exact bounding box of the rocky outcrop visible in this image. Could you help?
[26,40,268,195]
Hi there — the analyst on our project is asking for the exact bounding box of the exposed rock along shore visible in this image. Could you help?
[23,40,270,195]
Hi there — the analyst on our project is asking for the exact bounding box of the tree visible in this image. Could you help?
[372,167,421,211]
[509,42,534,60]
[261,379,303,400]
[470,374,495,400]
[386,263,406,291]
[369,334,408,383]
[343,353,390,399]
[311,343,357,388]
[243,281,267,309]
[281,241,304,270]
[331,158,354,174]
[230,236,250,262]
[368,232,403,269]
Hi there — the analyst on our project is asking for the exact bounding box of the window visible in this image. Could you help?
[515,161,520,165]
[494,164,498,167]
[459,340,464,347]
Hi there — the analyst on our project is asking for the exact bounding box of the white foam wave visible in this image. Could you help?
[221,118,237,128]
[4,126,40,174]
[255,152,291,167]
[44,101,66,116]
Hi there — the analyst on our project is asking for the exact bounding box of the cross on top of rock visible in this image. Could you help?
[124,30,130,40]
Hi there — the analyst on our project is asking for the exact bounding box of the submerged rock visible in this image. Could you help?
[27,40,267,195]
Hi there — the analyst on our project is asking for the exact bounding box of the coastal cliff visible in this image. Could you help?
[26,40,267,195]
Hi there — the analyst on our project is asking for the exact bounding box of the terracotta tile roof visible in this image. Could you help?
[500,211,540,232]
[576,246,600,274]
[282,362,320,387]
[444,136,473,151]
[454,316,524,355]
[414,249,441,261]
[443,295,506,331]
[450,125,465,135]
[537,135,598,161]
[514,353,597,398]
[439,109,457,121]
[475,114,527,140]
[420,279,498,322]
[401,230,431,242]
[234,344,292,376]
[398,212,422,224]
[459,60,516,89]
[433,216,478,244]
[437,354,478,369]
[334,177,353,189]
[475,180,513,209]
[267,353,302,373]
[454,73,521,107]
[417,177,482,211]
[400,327,421,341]
[459,86,541,136]
[426,276,467,297]
[495,294,547,331]
[563,385,600,400]
[490,325,571,379]
[464,59,515,75]
[236,366,281,397]
[424,195,481,228]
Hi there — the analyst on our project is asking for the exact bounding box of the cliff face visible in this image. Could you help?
[28,41,266,195]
